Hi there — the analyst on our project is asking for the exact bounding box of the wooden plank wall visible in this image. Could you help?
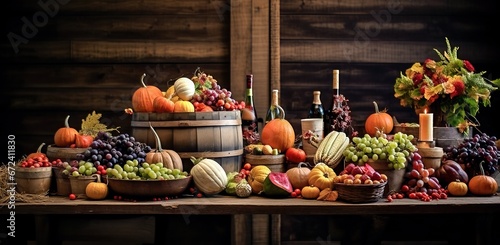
[279,0,500,138]
[3,0,500,162]
[1,0,237,160]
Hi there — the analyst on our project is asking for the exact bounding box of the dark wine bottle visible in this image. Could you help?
[308,90,324,119]
[324,69,340,135]
[241,74,259,145]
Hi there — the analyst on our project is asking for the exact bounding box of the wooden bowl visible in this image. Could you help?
[107,176,192,197]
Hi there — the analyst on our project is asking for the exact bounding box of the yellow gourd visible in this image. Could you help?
[308,163,336,190]
[173,100,195,112]
[447,180,468,196]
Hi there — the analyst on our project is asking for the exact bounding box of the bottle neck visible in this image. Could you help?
[245,74,254,105]
[270,90,279,106]
[313,91,321,105]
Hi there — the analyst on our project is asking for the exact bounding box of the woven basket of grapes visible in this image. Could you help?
[333,181,386,203]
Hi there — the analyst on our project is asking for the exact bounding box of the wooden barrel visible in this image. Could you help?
[367,160,405,196]
[14,166,52,195]
[69,175,97,196]
[46,145,88,162]
[52,167,71,196]
[417,147,444,170]
[434,127,472,149]
[245,154,285,172]
[131,111,243,173]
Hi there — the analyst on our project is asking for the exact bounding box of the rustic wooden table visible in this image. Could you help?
[2,195,500,245]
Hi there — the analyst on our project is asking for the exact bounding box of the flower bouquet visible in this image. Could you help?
[394,38,500,133]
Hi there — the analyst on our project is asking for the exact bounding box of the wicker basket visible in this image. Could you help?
[334,181,387,203]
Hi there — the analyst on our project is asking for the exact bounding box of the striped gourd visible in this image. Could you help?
[314,131,350,169]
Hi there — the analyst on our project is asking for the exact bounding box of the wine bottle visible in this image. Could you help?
[324,69,340,135]
[265,89,285,124]
[241,74,259,144]
[308,90,324,119]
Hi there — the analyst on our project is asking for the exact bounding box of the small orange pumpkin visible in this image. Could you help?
[301,185,320,199]
[286,162,311,190]
[447,179,468,196]
[132,73,164,112]
[145,123,183,171]
[54,115,79,147]
[468,164,498,196]
[364,101,393,137]
[173,100,195,112]
[85,174,108,200]
[75,134,93,148]
[261,118,295,152]
[153,96,175,113]
[27,143,46,159]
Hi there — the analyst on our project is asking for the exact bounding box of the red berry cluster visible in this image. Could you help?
[19,156,52,168]
[387,184,448,202]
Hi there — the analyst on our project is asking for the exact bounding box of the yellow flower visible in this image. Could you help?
[406,63,423,78]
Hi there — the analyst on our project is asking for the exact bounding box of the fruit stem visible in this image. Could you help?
[373,101,379,113]
[64,115,71,128]
[140,73,147,88]
[149,123,163,152]
[36,142,46,153]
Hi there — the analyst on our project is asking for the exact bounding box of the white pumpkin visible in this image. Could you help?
[190,157,228,195]
[173,77,195,101]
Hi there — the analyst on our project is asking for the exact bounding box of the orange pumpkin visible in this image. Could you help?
[261,118,295,152]
[132,73,163,112]
[153,96,175,113]
[365,101,393,136]
[85,174,108,200]
[301,185,321,199]
[75,134,93,148]
[54,115,79,147]
[468,164,498,196]
[145,124,183,171]
[173,100,195,112]
[27,143,46,159]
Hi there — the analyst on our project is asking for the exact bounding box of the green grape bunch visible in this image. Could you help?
[343,132,417,170]
[108,159,189,180]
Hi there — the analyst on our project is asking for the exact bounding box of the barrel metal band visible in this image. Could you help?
[176,149,244,158]
[131,120,241,127]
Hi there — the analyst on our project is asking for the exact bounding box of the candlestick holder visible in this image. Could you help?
[416,140,435,148]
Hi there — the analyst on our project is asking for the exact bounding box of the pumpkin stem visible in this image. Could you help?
[149,123,163,152]
[190,156,204,165]
[478,161,485,176]
[298,162,312,168]
[64,115,71,128]
[140,73,148,88]
[372,101,379,113]
[92,173,101,183]
[36,142,46,153]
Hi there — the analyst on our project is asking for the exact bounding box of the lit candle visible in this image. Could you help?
[419,109,433,141]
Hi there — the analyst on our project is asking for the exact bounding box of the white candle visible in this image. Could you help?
[419,110,433,141]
